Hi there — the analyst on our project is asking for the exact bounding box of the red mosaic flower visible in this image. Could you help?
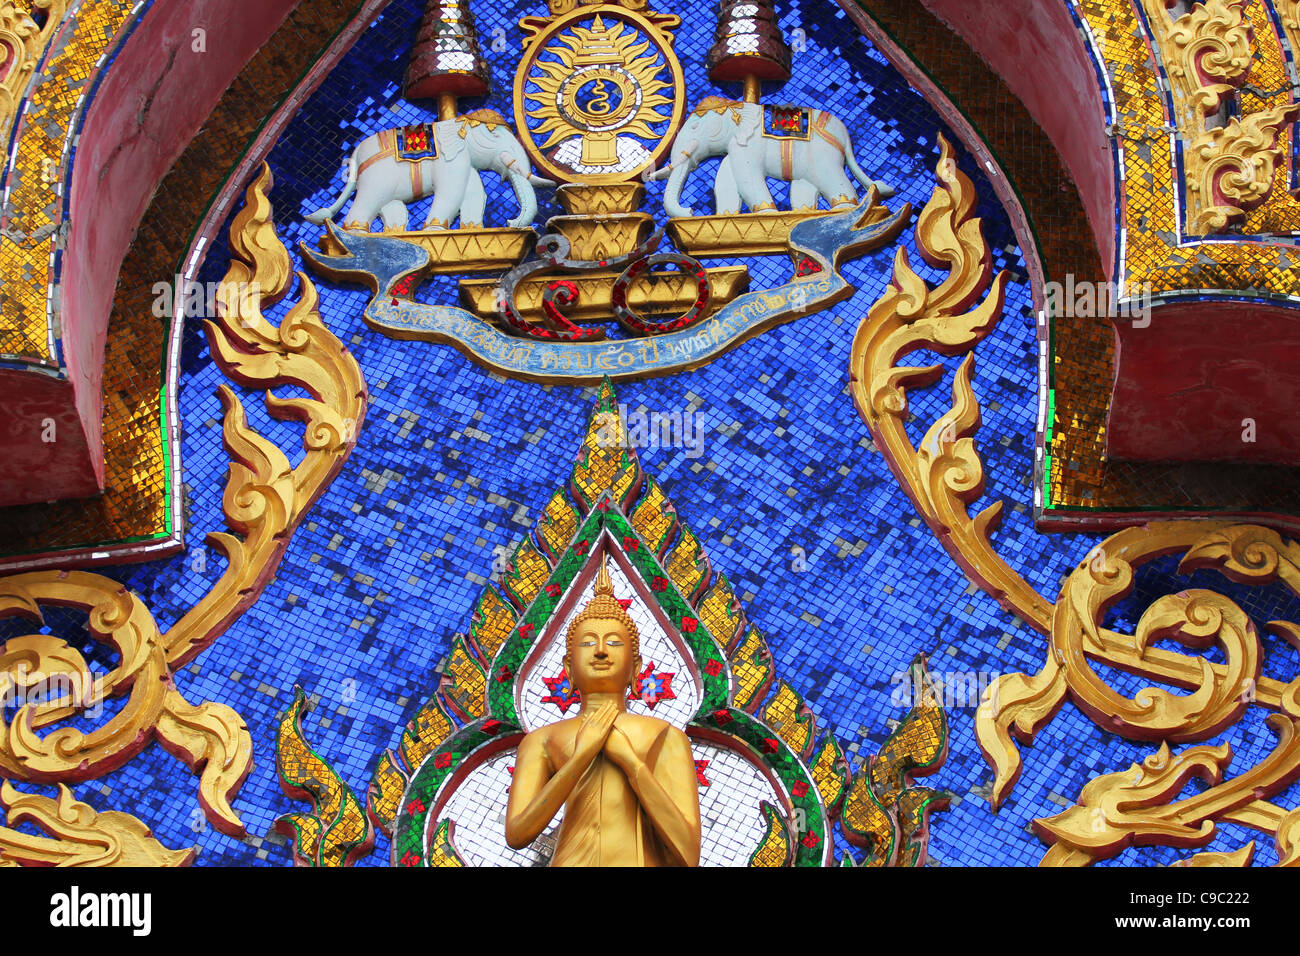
[712,709,732,725]
[434,752,453,770]
[574,540,590,555]
[399,851,420,867]
[542,668,581,714]
[801,830,821,850]
[652,576,668,592]
[705,658,723,677]
[405,798,425,815]
[629,662,677,709]
[495,665,513,683]
[792,780,809,799]
[545,583,562,597]
[680,617,698,633]
[694,759,711,787]
[761,737,779,754]
[623,536,639,552]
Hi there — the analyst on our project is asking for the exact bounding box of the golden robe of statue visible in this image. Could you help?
[504,560,701,866]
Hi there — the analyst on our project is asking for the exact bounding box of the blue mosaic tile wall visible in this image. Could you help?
[5,0,1297,867]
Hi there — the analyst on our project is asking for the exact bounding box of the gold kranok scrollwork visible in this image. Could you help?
[0,162,367,861]
[849,134,1300,865]
[1186,103,1300,233]
[1141,0,1253,123]
[1139,0,1300,233]
[0,781,195,867]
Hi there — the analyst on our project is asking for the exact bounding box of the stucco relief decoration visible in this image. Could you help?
[301,0,910,380]
[4,0,1300,883]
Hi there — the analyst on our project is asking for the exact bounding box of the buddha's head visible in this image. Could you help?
[563,558,640,697]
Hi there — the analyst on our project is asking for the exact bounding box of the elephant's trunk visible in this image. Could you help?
[664,160,692,218]
[506,169,537,229]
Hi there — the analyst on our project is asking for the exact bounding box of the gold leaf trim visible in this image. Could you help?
[1036,716,1300,866]
[1172,843,1255,867]
[367,752,408,836]
[0,782,194,867]
[810,736,850,818]
[536,489,580,562]
[665,526,711,604]
[697,573,744,652]
[466,588,517,677]
[840,768,897,866]
[441,636,488,721]
[629,476,678,556]
[155,689,253,838]
[728,627,775,712]
[501,537,551,610]
[1187,104,1300,233]
[429,818,467,866]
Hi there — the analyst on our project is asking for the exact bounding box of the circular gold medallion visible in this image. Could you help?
[514,5,685,185]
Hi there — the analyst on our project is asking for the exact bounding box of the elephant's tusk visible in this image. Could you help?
[528,175,557,189]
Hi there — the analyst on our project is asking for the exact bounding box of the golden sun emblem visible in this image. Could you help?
[515,7,685,184]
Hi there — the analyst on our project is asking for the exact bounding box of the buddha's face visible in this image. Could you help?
[567,617,637,695]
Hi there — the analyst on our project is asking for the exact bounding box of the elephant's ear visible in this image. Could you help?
[733,107,761,147]
[437,125,467,162]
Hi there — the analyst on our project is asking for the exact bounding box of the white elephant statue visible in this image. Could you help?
[306,109,553,231]
[662,97,895,218]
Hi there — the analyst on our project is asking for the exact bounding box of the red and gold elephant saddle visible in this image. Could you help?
[762,105,810,140]
[395,123,439,162]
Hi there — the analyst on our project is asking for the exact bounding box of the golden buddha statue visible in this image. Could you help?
[505,559,701,866]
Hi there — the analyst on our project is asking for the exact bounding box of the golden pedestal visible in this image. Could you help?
[547,182,655,261]
[667,203,893,258]
[319,226,537,273]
